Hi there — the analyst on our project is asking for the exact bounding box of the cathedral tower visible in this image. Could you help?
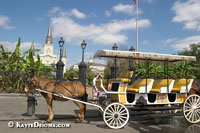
[44,24,53,55]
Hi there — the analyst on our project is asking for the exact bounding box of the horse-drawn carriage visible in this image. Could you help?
[28,49,200,129]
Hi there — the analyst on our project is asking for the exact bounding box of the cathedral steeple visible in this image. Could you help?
[45,24,52,44]
[89,54,93,63]
[44,24,53,55]
[31,41,35,56]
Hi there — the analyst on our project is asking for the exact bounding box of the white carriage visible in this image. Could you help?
[35,49,199,129]
[93,49,200,128]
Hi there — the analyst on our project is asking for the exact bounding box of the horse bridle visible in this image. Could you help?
[28,77,41,91]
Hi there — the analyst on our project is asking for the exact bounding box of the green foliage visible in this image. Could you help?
[86,63,95,86]
[64,69,78,80]
[134,61,195,79]
[178,43,200,79]
[118,59,129,78]
[104,57,196,80]
[104,60,112,79]
[0,37,26,90]
[0,37,55,91]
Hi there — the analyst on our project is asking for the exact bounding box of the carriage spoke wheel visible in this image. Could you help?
[183,94,200,124]
[103,103,129,129]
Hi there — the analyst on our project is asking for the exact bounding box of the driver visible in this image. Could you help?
[92,74,100,102]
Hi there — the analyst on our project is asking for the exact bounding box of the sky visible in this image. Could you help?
[0,0,200,68]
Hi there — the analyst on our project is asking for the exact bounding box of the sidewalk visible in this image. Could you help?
[0,90,100,121]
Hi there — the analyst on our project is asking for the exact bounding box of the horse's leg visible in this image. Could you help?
[44,94,54,123]
[73,101,86,123]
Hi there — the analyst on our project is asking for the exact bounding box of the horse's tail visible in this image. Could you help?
[81,91,88,115]
[82,92,88,102]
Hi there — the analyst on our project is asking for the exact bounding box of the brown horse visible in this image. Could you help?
[189,80,200,96]
[25,73,87,123]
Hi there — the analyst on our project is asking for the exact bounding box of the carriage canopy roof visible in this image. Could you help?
[94,50,196,62]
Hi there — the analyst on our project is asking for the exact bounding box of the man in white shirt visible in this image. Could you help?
[92,75,99,102]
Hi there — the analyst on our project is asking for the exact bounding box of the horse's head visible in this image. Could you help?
[24,72,38,93]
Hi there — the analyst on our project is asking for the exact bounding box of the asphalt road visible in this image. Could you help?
[0,94,200,133]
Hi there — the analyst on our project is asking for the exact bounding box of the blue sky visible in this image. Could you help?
[0,0,200,68]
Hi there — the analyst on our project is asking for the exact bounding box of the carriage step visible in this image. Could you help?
[130,112,182,117]
[130,105,182,111]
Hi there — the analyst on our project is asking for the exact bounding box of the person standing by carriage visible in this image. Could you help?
[92,74,101,102]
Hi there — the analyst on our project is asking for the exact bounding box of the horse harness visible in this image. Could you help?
[29,78,81,99]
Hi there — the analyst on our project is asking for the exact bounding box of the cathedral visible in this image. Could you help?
[32,24,67,73]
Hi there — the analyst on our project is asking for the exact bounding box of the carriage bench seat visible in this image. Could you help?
[107,78,131,83]
[127,79,154,93]
[150,79,175,93]
[96,80,106,92]
[171,79,193,93]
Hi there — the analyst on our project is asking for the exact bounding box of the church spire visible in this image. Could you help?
[89,54,93,63]
[31,40,35,56]
[62,44,66,58]
[45,24,52,44]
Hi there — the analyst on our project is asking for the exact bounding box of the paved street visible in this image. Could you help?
[0,93,200,133]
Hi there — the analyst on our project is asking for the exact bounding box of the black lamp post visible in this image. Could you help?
[129,46,135,71]
[129,46,135,52]
[111,43,118,78]
[56,37,65,82]
[81,40,87,62]
[79,40,87,88]
[128,46,136,85]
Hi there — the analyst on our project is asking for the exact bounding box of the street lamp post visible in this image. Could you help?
[129,46,135,70]
[56,37,65,82]
[128,46,136,85]
[111,43,118,79]
[79,40,87,88]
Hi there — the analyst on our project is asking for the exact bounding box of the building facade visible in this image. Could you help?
[70,56,106,77]
[32,24,67,73]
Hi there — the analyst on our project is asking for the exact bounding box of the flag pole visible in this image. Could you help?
[136,0,138,52]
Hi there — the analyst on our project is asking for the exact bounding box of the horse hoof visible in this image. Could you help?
[46,119,52,123]
[75,118,83,123]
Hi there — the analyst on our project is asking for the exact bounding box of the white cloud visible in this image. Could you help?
[112,4,134,15]
[71,9,86,19]
[163,38,178,44]
[49,6,62,15]
[0,41,42,53]
[105,11,111,17]
[164,35,200,51]
[0,15,14,30]
[51,15,151,45]
[49,7,86,19]
[112,3,142,15]
[172,0,200,31]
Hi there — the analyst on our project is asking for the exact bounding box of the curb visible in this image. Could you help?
[0,93,27,97]
[0,116,37,121]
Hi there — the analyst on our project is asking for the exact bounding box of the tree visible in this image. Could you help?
[86,62,95,86]
[0,37,25,90]
[178,43,200,79]
[0,37,55,91]
[64,69,78,80]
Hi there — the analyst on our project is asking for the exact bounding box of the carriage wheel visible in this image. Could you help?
[183,94,200,124]
[103,103,129,129]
